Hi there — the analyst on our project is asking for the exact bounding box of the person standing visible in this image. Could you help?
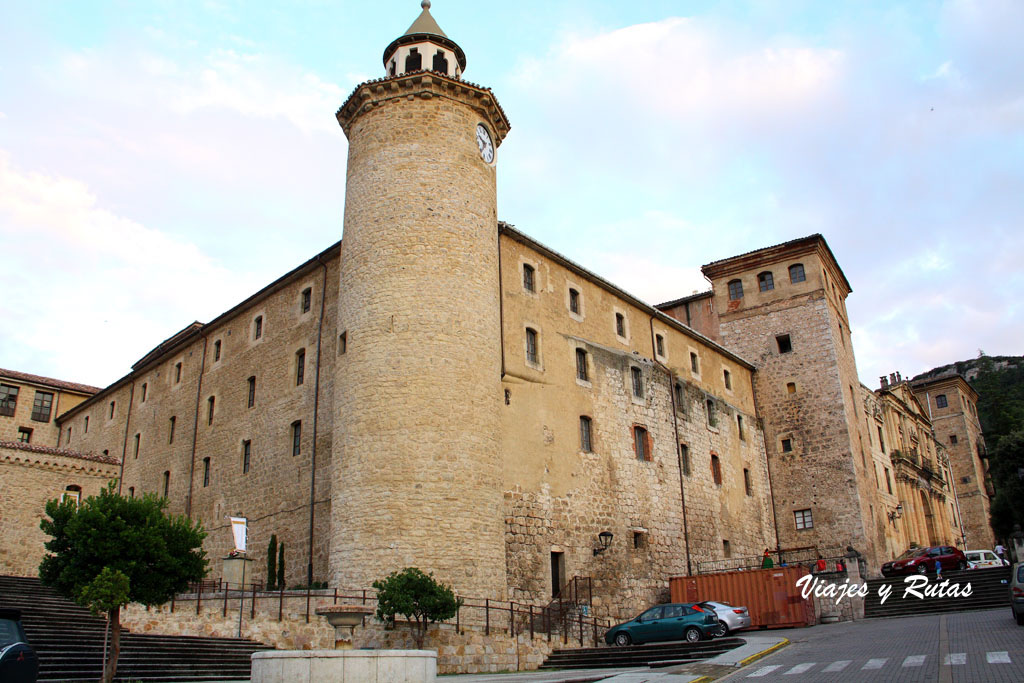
[761,549,774,569]
[995,543,1008,565]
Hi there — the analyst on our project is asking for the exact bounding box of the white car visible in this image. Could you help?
[699,601,751,637]
[965,549,1008,569]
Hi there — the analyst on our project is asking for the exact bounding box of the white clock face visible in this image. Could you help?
[476,124,494,164]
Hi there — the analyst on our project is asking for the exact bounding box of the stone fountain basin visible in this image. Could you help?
[315,604,375,627]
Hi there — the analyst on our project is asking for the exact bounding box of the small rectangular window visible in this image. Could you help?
[32,391,54,422]
[631,366,643,398]
[0,384,19,416]
[109,400,115,419]
[575,348,588,382]
[133,433,140,459]
[655,334,665,357]
[175,362,182,383]
[711,454,722,485]
[141,383,148,403]
[633,426,649,461]
[737,415,745,441]
[936,394,948,409]
[291,420,302,456]
[776,334,792,354]
[633,532,645,549]
[706,399,717,428]
[202,457,211,487]
[522,264,535,292]
[579,416,593,452]
[615,312,625,337]
[525,328,538,364]
[17,427,32,443]
[679,443,690,476]
[744,468,752,496]
[207,396,215,425]
[248,376,256,408]
[128,487,135,498]
[339,331,347,355]
[169,416,176,444]
[674,383,685,413]
[84,415,89,433]
[301,287,312,313]
[723,370,732,390]
[214,340,222,361]
[66,426,72,444]
[781,438,793,452]
[690,352,699,373]
[722,539,731,557]
[878,427,886,453]
[950,434,958,444]
[162,471,170,497]
[253,315,263,340]
[296,349,306,386]
[569,288,580,314]
[242,440,251,474]
[885,467,893,494]
[794,508,813,530]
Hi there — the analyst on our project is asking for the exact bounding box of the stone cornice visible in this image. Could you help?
[1,448,120,477]
[336,71,510,144]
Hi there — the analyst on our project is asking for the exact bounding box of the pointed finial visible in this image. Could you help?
[422,0,431,8]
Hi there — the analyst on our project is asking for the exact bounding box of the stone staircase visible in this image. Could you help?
[539,637,744,670]
[864,566,1010,619]
[0,575,274,681]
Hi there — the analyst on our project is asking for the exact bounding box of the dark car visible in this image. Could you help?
[881,546,967,577]
[604,603,719,646]
[0,608,38,683]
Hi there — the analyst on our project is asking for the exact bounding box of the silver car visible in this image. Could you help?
[1012,562,1024,626]
[699,600,751,637]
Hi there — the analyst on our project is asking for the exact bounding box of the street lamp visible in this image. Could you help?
[887,503,903,524]
[593,531,614,556]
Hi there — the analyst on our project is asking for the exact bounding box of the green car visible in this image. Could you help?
[604,603,719,646]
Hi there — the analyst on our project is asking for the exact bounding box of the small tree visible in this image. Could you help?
[277,542,285,590]
[266,534,278,590]
[372,567,462,649]
[39,483,207,683]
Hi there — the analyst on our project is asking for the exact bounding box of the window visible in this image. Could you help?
[128,487,135,498]
[301,287,312,313]
[781,438,793,453]
[633,531,645,549]
[722,539,731,557]
[253,315,263,340]
[758,271,774,292]
[214,340,221,361]
[727,279,744,300]
[201,457,211,487]
[776,334,792,353]
[674,383,685,410]
[711,454,722,485]
[296,349,306,386]
[207,396,215,425]
[109,401,115,419]
[884,468,893,494]
[950,434,958,445]
[794,509,813,530]
[248,376,256,408]
[28,391,54,422]
[569,288,580,314]
[789,264,805,283]
[575,348,589,382]
[631,367,643,398]
[405,47,421,71]
[17,427,31,443]
[787,382,797,394]
[66,427,71,444]
[522,264,535,292]
[169,416,176,444]
[84,416,89,433]
[0,384,18,416]
[706,399,717,427]
[291,420,302,456]
[61,485,82,506]
[633,426,650,461]
[339,332,347,355]
[389,59,397,76]
[744,468,752,496]
[878,427,886,452]
[723,370,732,390]
[936,394,948,409]
[525,328,539,365]
[690,352,699,373]
[133,433,140,459]
[141,383,147,403]
[175,362,182,383]
[679,443,690,475]
[579,416,593,452]
[615,312,626,338]
[655,334,665,357]
[242,440,251,474]
[162,471,170,497]
[737,415,745,441]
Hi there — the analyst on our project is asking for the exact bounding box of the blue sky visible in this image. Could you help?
[1,0,1021,389]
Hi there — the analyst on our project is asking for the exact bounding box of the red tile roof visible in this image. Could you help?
[0,440,120,466]
[0,368,102,395]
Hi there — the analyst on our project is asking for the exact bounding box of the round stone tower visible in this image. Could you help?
[330,2,511,599]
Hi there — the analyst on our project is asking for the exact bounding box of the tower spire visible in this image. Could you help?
[382,1,466,79]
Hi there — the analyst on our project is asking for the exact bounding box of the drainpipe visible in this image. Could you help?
[497,228,506,378]
[749,372,782,558]
[650,316,692,575]
[117,382,136,495]
[308,257,328,585]
[186,337,209,518]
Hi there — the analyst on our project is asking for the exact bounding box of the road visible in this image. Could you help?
[723,607,1024,682]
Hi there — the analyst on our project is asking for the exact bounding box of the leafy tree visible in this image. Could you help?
[266,534,277,590]
[372,567,462,649]
[277,542,285,590]
[987,430,1024,538]
[39,483,207,683]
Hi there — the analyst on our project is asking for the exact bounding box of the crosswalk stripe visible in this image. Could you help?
[902,655,926,667]
[987,651,1011,664]
[944,653,966,665]
[822,660,851,672]
[862,658,887,670]
[747,665,782,677]
[784,663,815,674]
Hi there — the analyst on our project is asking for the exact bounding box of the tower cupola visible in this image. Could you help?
[382,1,466,79]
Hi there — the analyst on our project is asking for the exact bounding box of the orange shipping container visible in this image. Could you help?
[669,566,814,630]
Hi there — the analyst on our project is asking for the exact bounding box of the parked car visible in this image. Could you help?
[881,546,967,577]
[699,601,751,637]
[965,549,1010,569]
[0,608,38,683]
[604,603,719,646]
[1010,562,1024,626]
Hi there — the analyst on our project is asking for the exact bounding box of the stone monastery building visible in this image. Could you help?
[1,3,993,619]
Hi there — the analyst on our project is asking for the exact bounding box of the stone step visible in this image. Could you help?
[540,637,743,669]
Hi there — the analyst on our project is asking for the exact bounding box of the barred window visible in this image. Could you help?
[0,384,18,417]
[679,443,690,476]
[248,376,256,408]
[523,264,535,292]
[728,279,744,300]
[794,508,813,530]
[631,367,643,398]
[242,440,251,474]
[32,391,54,422]
[202,457,211,487]
[569,288,580,314]
[575,348,588,382]
[296,349,306,386]
[579,416,593,452]
[291,420,302,456]
[615,312,626,337]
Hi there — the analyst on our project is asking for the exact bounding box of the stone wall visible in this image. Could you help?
[0,442,119,575]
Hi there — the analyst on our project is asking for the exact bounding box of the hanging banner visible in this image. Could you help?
[229,517,248,554]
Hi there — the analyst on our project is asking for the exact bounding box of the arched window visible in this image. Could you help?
[789,263,806,283]
[568,288,580,314]
[61,485,82,506]
[405,48,422,71]
[432,50,449,74]
[522,264,535,292]
[728,279,744,300]
[758,271,774,292]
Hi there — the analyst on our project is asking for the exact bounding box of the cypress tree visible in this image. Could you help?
[266,534,277,590]
[277,542,285,590]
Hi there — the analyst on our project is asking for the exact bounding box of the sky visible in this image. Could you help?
[1,0,1021,390]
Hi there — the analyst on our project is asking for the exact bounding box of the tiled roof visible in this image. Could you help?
[656,290,713,310]
[0,368,102,395]
[0,440,120,466]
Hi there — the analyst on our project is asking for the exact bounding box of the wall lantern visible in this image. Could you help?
[887,503,903,523]
[593,531,614,556]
